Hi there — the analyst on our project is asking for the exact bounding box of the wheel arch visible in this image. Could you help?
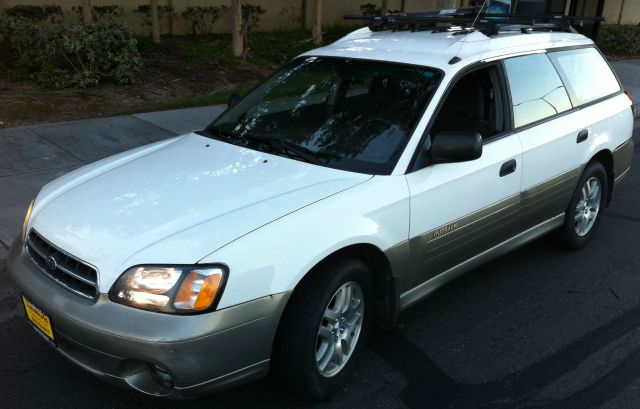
[279,243,400,337]
[587,149,614,206]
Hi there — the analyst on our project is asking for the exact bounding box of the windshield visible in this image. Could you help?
[207,57,442,174]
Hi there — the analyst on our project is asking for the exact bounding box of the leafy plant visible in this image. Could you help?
[360,3,381,16]
[598,24,640,57]
[182,6,229,35]
[278,6,302,29]
[0,17,142,88]
[241,3,267,57]
[3,4,63,23]
[134,5,174,33]
[71,5,125,22]
[359,3,399,16]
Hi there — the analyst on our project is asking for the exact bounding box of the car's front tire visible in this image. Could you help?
[560,161,609,250]
[272,257,374,400]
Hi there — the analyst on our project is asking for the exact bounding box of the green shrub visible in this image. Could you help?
[0,18,142,89]
[360,3,382,16]
[134,5,174,33]
[278,6,302,29]
[598,24,640,57]
[241,3,267,56]
[182,6,229,35]
[3,4,63,23]
[242,4,266,33]
[71,5,125,22]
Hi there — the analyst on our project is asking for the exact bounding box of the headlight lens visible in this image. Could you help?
[109,265,227,314]
[22,200,34,241]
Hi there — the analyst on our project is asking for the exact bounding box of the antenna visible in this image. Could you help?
[471,0,489,29]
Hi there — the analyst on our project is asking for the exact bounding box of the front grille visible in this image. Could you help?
[26,230,99,301]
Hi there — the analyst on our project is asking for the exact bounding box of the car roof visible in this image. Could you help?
[304,28,594,72]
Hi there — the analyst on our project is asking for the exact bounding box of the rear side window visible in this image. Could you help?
[548,48,621,107]
[504,53,573,128]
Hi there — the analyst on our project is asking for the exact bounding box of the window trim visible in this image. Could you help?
[406,61,513,173]
[405,44,625,174]
[502,52,575,130]
[206,55,445,176]
[547,46,623,109]
[502,45,625,135]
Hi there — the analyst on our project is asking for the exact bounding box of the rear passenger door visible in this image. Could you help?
[503,52,581,230]
[504,49,623,231]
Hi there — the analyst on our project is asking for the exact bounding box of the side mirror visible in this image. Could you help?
[228,93,242,108]
[430,131,482,164]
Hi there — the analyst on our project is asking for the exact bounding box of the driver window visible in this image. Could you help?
[430,66,505,142]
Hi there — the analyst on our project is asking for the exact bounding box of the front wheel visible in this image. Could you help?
[272,257,374,400]
[559,161,608,249]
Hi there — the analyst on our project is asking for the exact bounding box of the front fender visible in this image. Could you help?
[201,175,411,309]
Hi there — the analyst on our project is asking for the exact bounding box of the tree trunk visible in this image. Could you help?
[168,0,175,35]
[300,0,307,29]
[82,0,92,24]
[381,0,389,15]
[150,0,161,43]
[618,0,627,24]
[232,0,243,58]
[312,0,322,45]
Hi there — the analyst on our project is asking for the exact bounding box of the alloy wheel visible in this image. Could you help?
[315,281,364,378]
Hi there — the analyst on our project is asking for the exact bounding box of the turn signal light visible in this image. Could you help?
[174,270,223,311]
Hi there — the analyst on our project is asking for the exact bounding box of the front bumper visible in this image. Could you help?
[6,238,290,398]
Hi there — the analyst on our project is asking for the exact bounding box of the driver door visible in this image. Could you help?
[402,65,523,301]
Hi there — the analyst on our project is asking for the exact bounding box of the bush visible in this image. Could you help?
[241,3,266,56]
[182,6,229,35]
[242,4,266,32]
[71,5,125,22]
[3,4,63,23]
[360,3,381,16]
[134,5,174,33]
[0,18,142,89]
[278,6,302,29]
[598,24,640,57]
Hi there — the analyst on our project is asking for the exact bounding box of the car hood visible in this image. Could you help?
[30,133,371,291]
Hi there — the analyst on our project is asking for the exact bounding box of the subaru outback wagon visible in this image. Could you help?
[8,13,634,400]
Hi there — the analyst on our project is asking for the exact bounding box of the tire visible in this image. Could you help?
[272,257,374,400]
[559,161,609,250]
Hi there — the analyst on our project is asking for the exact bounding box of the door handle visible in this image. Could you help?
[577,129,589,143]
[499,159,517,177]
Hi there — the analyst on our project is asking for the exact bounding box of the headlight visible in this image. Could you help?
[22,200,34,241]
[109,265,227,314]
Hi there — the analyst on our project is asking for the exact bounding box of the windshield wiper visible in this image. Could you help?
[201,127,330,166]
[242,134,324,165]
[198,125,237,142]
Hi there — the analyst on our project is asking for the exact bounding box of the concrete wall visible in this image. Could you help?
[603,0,640,25]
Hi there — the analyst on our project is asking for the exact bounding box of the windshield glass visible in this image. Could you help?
[207,57,442,174]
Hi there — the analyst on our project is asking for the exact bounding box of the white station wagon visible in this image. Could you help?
[8,10,635,400]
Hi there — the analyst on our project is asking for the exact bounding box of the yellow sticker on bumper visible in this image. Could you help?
[22,296,55,342]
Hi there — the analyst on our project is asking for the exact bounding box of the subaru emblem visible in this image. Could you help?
[45,255,58,271]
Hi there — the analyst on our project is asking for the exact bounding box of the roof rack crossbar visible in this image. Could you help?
[344,11,604,36]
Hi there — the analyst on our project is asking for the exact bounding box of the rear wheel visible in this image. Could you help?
[272,257,373,400]
[559,161,608,249]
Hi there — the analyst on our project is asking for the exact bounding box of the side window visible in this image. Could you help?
[504,53,573,128]
[548,48,621,107]
[430,66,505,141]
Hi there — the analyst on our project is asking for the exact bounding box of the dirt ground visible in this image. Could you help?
[0,50,271,129]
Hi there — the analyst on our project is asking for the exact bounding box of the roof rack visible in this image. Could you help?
[344,8,604,37]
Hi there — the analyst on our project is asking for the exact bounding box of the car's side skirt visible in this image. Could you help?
[399,213,565,310]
